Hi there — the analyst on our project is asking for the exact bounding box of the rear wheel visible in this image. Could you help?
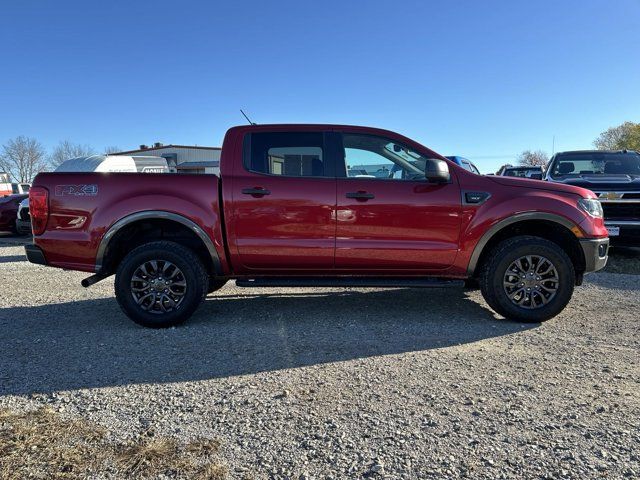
[480,235,575,322]
[115,241,207,328]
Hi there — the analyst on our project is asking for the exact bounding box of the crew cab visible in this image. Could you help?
[546,150,640,246]
[25,125,609,327]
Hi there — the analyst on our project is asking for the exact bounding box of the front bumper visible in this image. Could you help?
[604,221,640,247]
[580,237,609,273]
[25,244,47,266]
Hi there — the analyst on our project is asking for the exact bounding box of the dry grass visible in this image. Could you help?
[0,407,227,479]
[604,247,640,275]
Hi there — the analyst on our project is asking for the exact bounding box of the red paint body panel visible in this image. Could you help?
[229,173,336,271]
[30,124,608,280]
[448,173,605,276]
[335,177,461,270]
[31,173,227,273]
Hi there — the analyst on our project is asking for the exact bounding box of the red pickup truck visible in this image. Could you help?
[25,124,609,327]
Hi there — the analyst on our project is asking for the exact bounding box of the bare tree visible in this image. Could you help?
[517,150,549,167]
[0,136,48,183]
[594,121,640,150]
[104,146,122,154]
[49,140,96,167]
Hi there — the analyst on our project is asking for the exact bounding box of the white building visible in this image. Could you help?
[113,143,221,174]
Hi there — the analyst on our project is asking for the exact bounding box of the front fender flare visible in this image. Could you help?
[466,212,579,275]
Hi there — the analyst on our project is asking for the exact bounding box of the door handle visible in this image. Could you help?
[242,188,271,196]
[346,191,375,200]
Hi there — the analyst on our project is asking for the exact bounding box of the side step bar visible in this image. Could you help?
[236,277,464,288]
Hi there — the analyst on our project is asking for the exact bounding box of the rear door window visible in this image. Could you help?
[246,132,327,177]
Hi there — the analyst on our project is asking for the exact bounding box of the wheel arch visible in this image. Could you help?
[96,211,222,276]
[467,213,586,281]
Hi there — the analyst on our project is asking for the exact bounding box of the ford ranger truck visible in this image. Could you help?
[546,150,640,246]
[24,125,609,328]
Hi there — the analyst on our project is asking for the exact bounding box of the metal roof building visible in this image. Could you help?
[113,144,221,174]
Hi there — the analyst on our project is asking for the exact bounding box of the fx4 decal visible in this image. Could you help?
[55,184,98,196]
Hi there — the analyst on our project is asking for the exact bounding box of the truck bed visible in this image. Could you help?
[31,172,224,272]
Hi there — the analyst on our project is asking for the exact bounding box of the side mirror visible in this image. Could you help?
[425,159,450,184]
[529,173,543,180]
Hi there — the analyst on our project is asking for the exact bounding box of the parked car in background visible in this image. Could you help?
[0,194,28,233]
[497,165,544,179]
[1,175,31,196]
[27,123,608,328]
[15,197,31,235]
[546,150,640,246]
[446,156,481,174]
[346,168,371,177]
[11,183,31,194]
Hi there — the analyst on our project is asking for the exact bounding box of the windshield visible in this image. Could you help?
[550,152,640,177]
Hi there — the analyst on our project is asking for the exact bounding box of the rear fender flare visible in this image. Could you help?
[95,210,221,274]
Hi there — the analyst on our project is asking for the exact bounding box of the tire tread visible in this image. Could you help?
[115,241,207,327]
[479,235,575,322]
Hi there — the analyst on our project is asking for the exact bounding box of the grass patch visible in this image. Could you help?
[0,407,227,479]
[604,247,640,275]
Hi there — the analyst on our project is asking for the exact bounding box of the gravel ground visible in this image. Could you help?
[0,243,638,479]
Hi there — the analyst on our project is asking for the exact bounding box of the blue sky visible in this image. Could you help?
[1,0,638,173]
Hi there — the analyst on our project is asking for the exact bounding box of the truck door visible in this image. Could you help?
[230,131,338,270]
[335,131,462,270]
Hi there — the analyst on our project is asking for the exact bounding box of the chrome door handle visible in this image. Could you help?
[242,188,271,196]
[346,192,375,200]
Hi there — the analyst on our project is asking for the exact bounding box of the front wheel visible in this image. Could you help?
[115,241,208,328]
[480,236,575,323]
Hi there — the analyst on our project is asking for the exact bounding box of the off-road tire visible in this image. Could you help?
[480,235,575,323]
[115,241,208,328]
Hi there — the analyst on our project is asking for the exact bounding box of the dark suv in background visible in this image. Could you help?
[546,150,640,246]
[497,165,544,179]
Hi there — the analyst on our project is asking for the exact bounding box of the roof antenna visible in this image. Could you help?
[240,109,256,125]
